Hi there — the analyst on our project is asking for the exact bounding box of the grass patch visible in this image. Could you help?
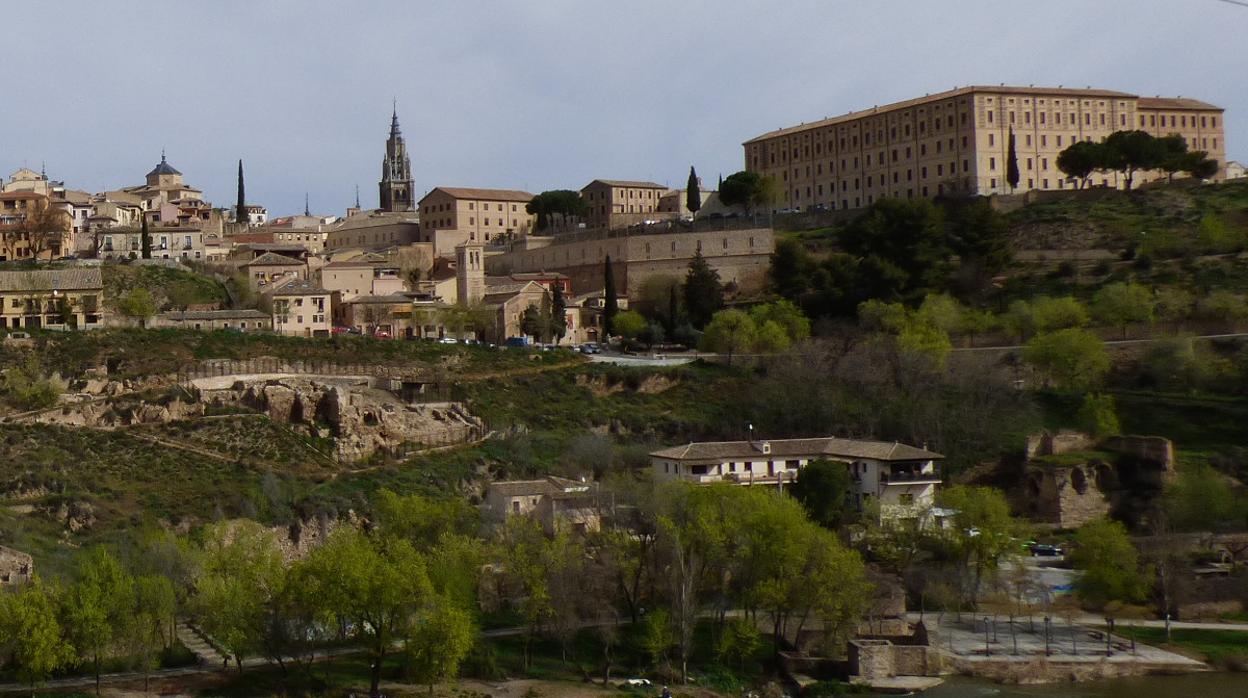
[1115,625,1248,667]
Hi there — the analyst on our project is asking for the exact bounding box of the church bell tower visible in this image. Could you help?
[379,104,414,212]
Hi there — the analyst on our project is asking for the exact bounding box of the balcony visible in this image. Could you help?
[879,469,942,486]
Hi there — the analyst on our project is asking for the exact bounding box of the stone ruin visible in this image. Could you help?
[0,545,33,586]
[1023,430,1176,528]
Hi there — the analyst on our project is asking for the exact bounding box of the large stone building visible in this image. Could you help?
[271,280,331,337]
[744,85,1228,212]
[652,437,943,521]
[418,187,535,252]
[0,268,106,330]
[380,107,415,213]
[580,179,668,229]
[487,225,775,297]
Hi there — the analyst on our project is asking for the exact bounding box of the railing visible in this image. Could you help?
[879,469,942,485]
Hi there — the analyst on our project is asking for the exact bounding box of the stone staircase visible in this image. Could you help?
[175,621,227,668]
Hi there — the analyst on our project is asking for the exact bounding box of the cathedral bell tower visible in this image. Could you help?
[379,104,414,212]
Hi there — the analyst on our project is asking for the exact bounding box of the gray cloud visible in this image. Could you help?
[2,0,1244,216]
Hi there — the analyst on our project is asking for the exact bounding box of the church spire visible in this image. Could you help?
[379,104,414,213]
[390,98,401,137]
[304,193,310,217]
[355,184,361,209]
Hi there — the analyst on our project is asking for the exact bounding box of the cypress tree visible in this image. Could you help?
[140,216,151,259]
[551,283,567,342]
[683,250,723,329]
[666,284,679,335]
[1006,128,1021,192]
[235,159,247,226]
[686,166,701,216]
[603,255,618,338]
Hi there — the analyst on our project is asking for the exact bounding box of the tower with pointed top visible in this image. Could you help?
[379,106,414,212]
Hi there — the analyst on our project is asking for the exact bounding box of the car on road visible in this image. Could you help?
[579,342,601,354]
[1030,543,1064,557]
[373,330,392,339]
[439,337,459,344]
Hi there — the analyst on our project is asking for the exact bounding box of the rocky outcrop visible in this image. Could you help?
[208,376,485,462]
[31,396,206,428]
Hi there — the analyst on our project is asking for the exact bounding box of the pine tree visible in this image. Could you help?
[1006,128,1021,192]
[683,250,723,329]
[686,166,701,216]
[140,216,151,259]
[603,255,618,338]
[666,285,679,335]
[235,159,247,226]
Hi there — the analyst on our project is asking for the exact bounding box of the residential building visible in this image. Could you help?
[651,437,943,520]
[658,187,713,218]
[0,268,106,330]
[148,309,272,332]
[2,167,58,196]
[483,476,600,535]
[339,294,414,336]
[95,227,206,261]
[0,191,71,260]
[417,187,535,250]
[481,279,549,343]
[1228,161,1246,180]
[120,153,205,210]
[380,107,415,213]
[240,252,308,291]
[744,85,1228,211]
[271,280,331,337]
[320,256,405,300]
[0,545,33,587]
[580,179,669,229]
[488,225,774,298]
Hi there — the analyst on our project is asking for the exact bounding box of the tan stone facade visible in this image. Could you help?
[580,180,668,229]
[744,85,1227,212]
[418,187,535,248]
[271,281,331,337]
[0,269,105,330]
[487,227,775,297]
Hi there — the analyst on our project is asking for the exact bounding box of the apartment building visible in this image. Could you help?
[417,187,535,251]
[271,280,331,337]
[652,437,943,521]
[0,268,105,330]
[580,180,668,229]
[743,85,1227,212]
[320,257,405,300]
[96,227,206,261]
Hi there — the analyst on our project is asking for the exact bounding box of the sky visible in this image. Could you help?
[2,0,1246,217]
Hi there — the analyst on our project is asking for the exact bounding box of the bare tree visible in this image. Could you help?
[19,203,70,260]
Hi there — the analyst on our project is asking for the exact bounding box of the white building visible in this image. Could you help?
[1227,161,1246,180]
[651,437,942,520]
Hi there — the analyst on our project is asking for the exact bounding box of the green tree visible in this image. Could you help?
[603,255,618,337]
[857,299,909,333]
[944,198,1013,292]
[236,159,247,226]
[1077,393,1121,438]
[526,190,588,231]
[716,617,761,668]
[1156,134,1191,183]
[2,356,65,410]
[118,287,157,320]
[1091,282,1154,338]
[191,521,286,670]
[1023,328,1110,390]
[752,320,790,353]
[699,309,756,362]
[612,309,647,341]
[1184,152,1220,180]
[789,459,853,529]
[1154,287,1194,328]
[937,485,1018,609]
[1070,518,1147,608]
[1195,291,1248,324]
[140,216,151,259]
[1006,128,1020,191]
[685,166,702,216]
[915,293,963,334]
[1057,140,1104,189]
[684,250,724,328]
[750,299,811,343]
[1164,462,1238,532]
[405,604,476,695]
[839,198,952,302]
[769,238,816,302]
[640,608,674,670]
[129,574,177,694]
[718,171,761,212]
[520,304,545,341]
[550,284,567,342]
[64,546,135,696]
[1102,130,1165,190]
[303,527,432,698]
[897,322,953,369]
[1031,295,1090,332]
[0,581,73,691]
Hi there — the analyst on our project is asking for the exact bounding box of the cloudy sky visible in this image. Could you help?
[3,0,1245,216]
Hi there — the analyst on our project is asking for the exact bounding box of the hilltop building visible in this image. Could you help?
[418,187,535,253]
[652,436,943,521]
[744,85,1228,212]
[0,268,106,330]
[580,179,668,230]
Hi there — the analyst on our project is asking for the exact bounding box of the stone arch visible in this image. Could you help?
[1071,467,1089,494]
[1026,475,1042,499]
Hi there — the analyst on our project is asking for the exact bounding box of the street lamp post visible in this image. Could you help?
[1043,616,1051,656]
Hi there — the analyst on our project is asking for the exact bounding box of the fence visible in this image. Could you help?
[175,358,453,402]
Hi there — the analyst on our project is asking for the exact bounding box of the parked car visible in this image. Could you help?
[579,343,601,354]
[373,330,392,339]
[439,337,459,344]
[1030,544,1064,557]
